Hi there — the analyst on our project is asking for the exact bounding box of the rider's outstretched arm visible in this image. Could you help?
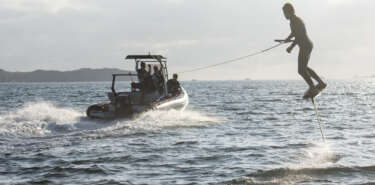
[285,32,294,42]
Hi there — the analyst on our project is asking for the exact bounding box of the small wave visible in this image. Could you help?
[229,165,375,185]
[174,141,198,145]
[19,164,109,177]
[295,107,314,111]
[236,111,265,115]
[221,106,244,111]
[264,117,278,121]
[257,98,284,102]
[228,142,344,185]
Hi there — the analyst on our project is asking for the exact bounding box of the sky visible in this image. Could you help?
[0,0,374,80]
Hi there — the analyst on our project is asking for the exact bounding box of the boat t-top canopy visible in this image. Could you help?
[123,53,169,96]
[125,55,166,60]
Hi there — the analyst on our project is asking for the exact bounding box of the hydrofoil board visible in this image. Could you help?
[303,88,323,100]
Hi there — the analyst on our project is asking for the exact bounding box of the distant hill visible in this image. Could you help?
[353,75,375,79]
[0,68,135,82]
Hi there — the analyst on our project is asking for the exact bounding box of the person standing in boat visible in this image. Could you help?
[152,65,164,94]
[277,3,327,98]
[137,62,149,82]
[132,62,150,91]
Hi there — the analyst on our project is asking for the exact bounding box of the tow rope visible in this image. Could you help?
[178,42,285,74]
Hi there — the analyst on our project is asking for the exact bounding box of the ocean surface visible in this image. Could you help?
[0,80,375,185]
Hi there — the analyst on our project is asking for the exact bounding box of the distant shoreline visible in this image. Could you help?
[0,68,134,82]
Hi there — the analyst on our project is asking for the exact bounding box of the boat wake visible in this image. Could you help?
[0,102,83,136]
[0,101,220,153]
[0,101,219,137]
[122,108,220,130]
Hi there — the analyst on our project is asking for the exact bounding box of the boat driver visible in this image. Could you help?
[137,62,150,83]
[132,62,150,91]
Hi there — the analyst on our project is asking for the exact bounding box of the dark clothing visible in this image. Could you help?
[131,82,143,90]
[167,79,181,96]
[298,44,317,87]
[132,68,151,92]
[290,16,313,48]
[298,44,313,75]
[144,75,155,93]
[289,15,322,88]
[137,68,149,83]
[152,71,164,94]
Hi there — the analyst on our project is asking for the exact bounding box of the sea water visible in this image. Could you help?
[0,80,375,184]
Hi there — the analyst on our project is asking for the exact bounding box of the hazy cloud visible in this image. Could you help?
[0,0,97,13]
[0,0,373,80]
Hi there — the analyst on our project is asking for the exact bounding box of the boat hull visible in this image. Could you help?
[154,88,189,111]
[86,88,188,120]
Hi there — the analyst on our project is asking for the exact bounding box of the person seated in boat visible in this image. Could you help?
[152,65,164,94]
[167,73,181,96]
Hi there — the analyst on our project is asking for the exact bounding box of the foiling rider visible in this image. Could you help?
[277,2,327,99]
